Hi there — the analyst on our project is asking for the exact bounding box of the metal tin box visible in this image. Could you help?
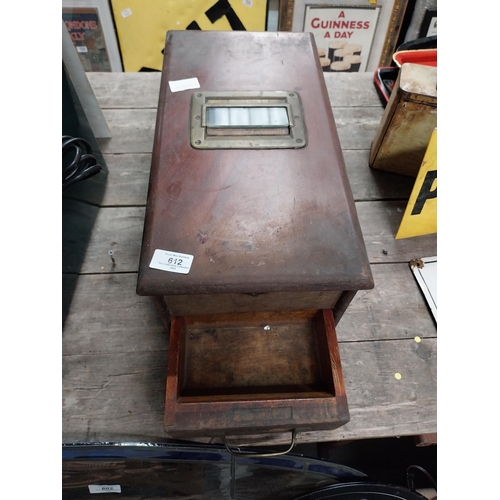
[369,63,437,177]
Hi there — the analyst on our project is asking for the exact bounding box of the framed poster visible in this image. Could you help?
[278,0,295,30]
[289,0,407,71]
[304,5,380,72]
[62,0,122,72]
[419,9,437,38]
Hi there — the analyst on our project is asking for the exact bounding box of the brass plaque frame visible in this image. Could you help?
[190,91,307,149]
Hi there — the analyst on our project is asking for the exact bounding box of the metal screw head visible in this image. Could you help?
[108,250,114,256]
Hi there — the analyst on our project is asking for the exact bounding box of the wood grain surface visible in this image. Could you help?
[63,71,437,447]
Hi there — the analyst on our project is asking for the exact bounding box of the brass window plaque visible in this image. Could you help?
[190,91,307,149]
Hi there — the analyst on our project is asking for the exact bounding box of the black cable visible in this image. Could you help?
[62,135,102,191]
[406,464,437,491]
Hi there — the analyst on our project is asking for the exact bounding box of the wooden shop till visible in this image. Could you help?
[136,31,374,444]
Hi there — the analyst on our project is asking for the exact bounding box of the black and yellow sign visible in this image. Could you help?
[396,128,437,239]
[110,0,267,72]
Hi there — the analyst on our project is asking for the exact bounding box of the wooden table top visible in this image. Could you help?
[62,71,437,448]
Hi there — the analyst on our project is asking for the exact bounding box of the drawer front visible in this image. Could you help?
[163,290,343,316]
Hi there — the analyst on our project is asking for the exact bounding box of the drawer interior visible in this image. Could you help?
[173,310,337,401]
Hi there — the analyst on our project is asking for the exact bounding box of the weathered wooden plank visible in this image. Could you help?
[87,72,381,110]
[64,72,437,448]
[64,263,434,347]
[219,337,437,446]
[334,107,385,150]
[62,267,435,442]
[63,274,165,356]
[62,350,167,443]
[62,337,436,445]
[79,207,145,274]
[356,201,437,264]
[343,150,415,201]
[324,72,384,108]
[336,263,436,342]
[87,72,162,109]
[101,153,151,207]
[96,107,383,154]
[97,109,157,154]
[239,339,437,445]
[80,201,435,275]
[99,151,413,207]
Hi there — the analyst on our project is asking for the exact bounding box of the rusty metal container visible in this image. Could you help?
[369,62,437,177]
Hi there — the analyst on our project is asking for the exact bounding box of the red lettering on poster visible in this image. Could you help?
[64,20,98,31]
[311,18,370,30]
[70,32,85,41]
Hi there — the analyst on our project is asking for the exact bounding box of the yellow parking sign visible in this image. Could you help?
[396,128,437,239]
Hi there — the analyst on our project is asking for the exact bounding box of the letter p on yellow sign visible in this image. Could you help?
[396,128,437,239]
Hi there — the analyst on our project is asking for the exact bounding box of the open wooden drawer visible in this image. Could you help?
[164,309,349,439]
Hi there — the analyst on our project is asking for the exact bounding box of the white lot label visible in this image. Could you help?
[76,46,88,53]
[88,485,121,494]
[121,8,132,18]
[168,77,200,93]
[150,249,194,274]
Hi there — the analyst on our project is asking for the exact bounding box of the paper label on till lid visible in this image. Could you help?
[168,77,200,93]
[149,249,194,274]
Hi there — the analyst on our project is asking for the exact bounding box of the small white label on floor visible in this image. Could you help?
[150,249,194,274]
[121,8,132,18]
[168,77,200,93]
[410,256,437,322]
[88,484,121,494]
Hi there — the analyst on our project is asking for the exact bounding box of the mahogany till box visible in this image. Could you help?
[137,31,373,440]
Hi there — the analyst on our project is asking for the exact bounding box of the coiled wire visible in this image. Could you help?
[62,135,102,191]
